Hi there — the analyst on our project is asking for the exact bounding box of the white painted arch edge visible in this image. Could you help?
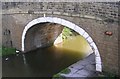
[21,17,102,72]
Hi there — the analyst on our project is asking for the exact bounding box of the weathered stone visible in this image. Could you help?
[2,2,119,75]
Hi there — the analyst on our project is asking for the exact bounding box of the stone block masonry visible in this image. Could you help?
[2,2,119,76]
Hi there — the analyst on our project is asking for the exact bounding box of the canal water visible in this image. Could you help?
[2,47,82,77]
[2,35,92,77]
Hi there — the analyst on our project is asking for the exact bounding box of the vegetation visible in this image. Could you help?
[53,68,71,79]
[0,46,16,56]
[53,73,61,78]
[62,27,78,41]
[59,68,71,74]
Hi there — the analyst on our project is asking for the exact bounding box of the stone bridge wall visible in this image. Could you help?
[2,2,119,21]
[24,23,63,52]
[2,2,119,75]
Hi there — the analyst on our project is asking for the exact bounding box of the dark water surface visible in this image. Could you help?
[2,46,85,77]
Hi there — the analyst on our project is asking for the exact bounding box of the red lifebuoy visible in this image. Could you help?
[105,31,113,36]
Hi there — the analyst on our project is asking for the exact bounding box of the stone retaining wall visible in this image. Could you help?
[2,2,119,75]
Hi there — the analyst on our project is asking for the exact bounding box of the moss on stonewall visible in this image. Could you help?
[0,46,16,56]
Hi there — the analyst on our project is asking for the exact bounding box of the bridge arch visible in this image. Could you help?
[22,17,102,72]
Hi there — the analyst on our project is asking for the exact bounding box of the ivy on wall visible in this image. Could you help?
[62,27,78,41]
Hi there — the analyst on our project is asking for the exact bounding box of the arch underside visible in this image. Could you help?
[22,17,102,72]
[24,22,64,52]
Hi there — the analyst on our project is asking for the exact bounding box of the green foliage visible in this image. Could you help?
[0,46,16,56]
[53,68,71,79]
[62,27,78,40]
[52,73,65,79]
[52,68,71,79]
[62,27,72,40]
[53,73,61,77]
[59,68,71,74]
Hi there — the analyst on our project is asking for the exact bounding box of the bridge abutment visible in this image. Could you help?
[2,2,119,76]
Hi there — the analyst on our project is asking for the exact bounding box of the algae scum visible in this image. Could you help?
[2,27,92,77]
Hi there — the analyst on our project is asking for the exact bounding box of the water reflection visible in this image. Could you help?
[3,45,85,77]
[22,54,27,65]
[2,29,93,77]
[54,35,93,56]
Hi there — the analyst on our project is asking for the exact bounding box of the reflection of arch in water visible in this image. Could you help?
[22,17,102,72]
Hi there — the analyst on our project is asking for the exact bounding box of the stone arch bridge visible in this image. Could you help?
[2,2,119,75]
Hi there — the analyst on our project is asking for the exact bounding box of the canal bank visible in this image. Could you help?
[2,27,94,77]
[3,27,117,78]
